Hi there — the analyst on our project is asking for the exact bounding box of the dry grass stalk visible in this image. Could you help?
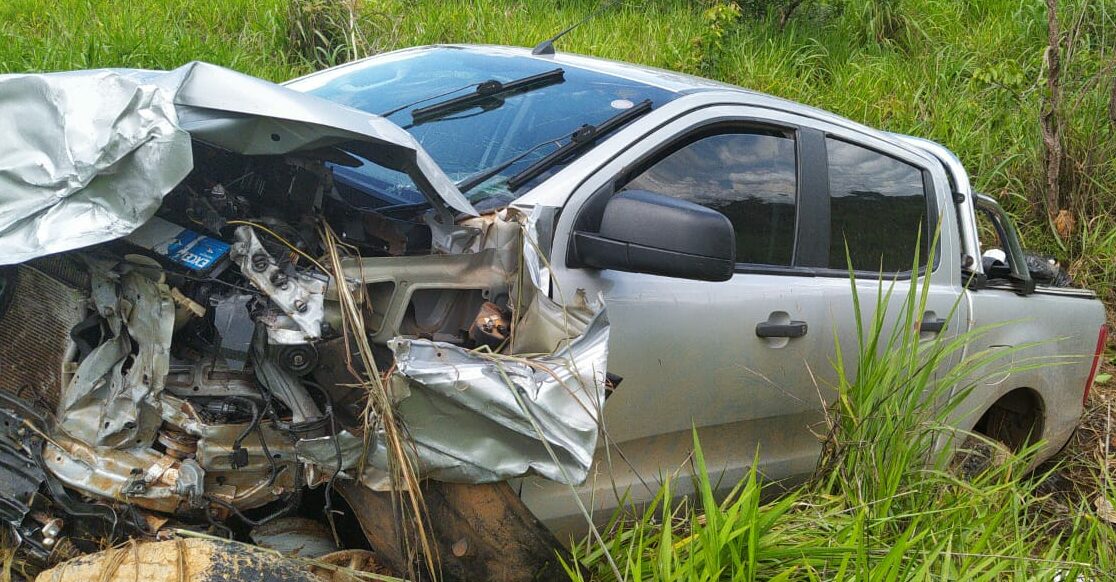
[318,221,437,580]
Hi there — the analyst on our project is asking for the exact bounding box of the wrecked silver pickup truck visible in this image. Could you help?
[0,45,1108,580]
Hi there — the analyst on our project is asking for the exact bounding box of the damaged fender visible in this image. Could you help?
[0,59,611,579]
[388,307,609,485]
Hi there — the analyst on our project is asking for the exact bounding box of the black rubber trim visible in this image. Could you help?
[919,317,947,333]
[755,320,808,338]
[794,128,830,268]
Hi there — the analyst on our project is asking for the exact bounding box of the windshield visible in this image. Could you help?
[290,47,678,209]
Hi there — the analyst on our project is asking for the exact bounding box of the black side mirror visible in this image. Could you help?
[569,190,735,282]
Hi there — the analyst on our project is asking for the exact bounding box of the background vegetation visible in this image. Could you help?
[2,0,1115,578]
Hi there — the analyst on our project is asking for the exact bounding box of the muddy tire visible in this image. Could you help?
[950,435,1011,480]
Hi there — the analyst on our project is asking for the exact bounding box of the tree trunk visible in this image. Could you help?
[1041,0,1063,221]
[778,0,806,30]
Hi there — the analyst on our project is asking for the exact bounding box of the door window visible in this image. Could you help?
[826,138,929,272]
[620,130,798,266]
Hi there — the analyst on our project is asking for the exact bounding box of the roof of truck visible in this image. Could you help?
[288,44,964,201]
[288,44,747,95]
[289,44,889,140]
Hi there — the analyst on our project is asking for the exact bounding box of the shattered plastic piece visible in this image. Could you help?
[213,294,255,371]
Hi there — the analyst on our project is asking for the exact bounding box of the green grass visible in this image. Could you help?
[0,0,292,79]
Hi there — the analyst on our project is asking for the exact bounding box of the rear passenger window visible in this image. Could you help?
[622,131,797,266]
[826,138,929,272]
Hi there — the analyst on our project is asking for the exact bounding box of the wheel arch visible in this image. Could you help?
[970,386,1046,451]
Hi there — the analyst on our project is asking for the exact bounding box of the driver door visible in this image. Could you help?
[520,107,845,540]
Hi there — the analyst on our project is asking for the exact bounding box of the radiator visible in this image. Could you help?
[0,261,87,415]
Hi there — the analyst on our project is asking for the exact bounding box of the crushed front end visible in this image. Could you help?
[0,63,606,580]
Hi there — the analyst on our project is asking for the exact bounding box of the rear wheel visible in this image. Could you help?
[951,388,1044,478]
[951,435,1011,479]
[973,388,1044,452]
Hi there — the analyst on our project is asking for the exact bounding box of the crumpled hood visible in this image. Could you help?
[0,61,475,265]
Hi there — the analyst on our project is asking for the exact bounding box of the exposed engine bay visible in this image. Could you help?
[0,63,607,575]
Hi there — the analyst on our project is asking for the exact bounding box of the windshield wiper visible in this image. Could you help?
[379,82,481,118]
[410,68,565,125]
[456,139,564,194]
[506,99,653,191]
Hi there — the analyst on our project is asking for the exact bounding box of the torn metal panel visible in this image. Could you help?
[46,394,300,514]
[157,396,299,511]
[384,308,609,485]
[57,264,175,449]
[2,133,612,570]
[508,286,601,355]
[0,70,192,265]
[297,209,612,488]
[43,433,192,515]
[425,213,483,254]
[518,205,557,292]
[293,430,364,482]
